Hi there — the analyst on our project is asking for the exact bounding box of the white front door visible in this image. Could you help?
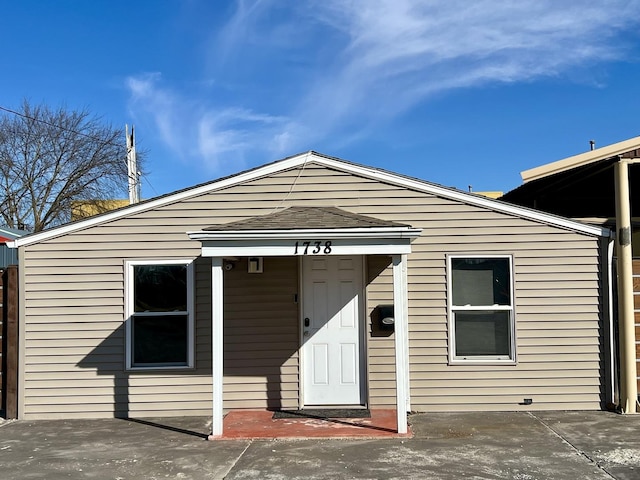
[302,255,364,406]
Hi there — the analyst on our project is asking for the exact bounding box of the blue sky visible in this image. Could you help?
[2,0,640,198]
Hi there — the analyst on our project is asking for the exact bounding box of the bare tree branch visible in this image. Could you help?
[0,100,138,231]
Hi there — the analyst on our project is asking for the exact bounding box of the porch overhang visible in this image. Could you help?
[187,227,421,256]
[188,207,421,438]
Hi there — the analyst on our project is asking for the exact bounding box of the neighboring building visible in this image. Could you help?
[8,152,612,434]
[501,135,640,413]
[0,227,28,267]
[71,199,130,221]
[501,136,640,249]
[473,191,504,199]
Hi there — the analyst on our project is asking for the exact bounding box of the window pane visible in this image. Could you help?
[452,258,510,306]
[133,315,188,365]
[454,311,511,357]
[134,264,187,312]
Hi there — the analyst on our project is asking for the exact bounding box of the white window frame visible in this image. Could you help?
[447,254,516,365]
[125,259,195,371]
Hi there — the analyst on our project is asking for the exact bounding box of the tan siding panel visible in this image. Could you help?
[221,256,299,410]
[20,163,605,417]
[409,361,602,373]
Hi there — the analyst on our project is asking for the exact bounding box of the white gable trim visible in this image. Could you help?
[312,156,609,237]
[8,153,317,248]
[9,151,609,248]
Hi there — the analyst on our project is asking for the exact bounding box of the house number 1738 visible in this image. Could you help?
[294,241,332,255]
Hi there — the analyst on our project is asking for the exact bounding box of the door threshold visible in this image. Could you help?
[273,408,371,419]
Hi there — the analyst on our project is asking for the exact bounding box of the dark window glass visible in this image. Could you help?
[133,315,188,365]
[454,311,510,356]
[130,263,189,367]
[451,258,510,306]
[134,264,187,312]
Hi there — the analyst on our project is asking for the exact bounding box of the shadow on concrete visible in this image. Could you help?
[122,417,209,440]
[75,254,399,437]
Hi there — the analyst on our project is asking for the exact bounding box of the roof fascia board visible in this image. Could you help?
[311,156,609,238]
[199,238,414,257]
[10,150,608,247]
[521,136,640,184]
[188,226,423,241]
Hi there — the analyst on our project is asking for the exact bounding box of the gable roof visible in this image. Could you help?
[521,135,640,183]
[9,151,609,248]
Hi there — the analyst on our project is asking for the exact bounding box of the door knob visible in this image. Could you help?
[304,317,310,327]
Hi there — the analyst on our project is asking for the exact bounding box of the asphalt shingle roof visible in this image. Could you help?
[203,206,410,231]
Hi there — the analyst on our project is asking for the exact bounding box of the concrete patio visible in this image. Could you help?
[1,410,639,479]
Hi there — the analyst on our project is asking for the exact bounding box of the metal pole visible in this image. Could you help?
[126,125,139,204]
[614,159,638,413]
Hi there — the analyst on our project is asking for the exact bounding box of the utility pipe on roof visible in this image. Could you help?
[614,158,638,413]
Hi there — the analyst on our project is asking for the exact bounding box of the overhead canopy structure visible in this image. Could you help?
[502,135,640,414]
[502,136,640,221]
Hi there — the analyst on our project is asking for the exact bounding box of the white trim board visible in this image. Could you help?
[9,151,610,248]
[188,227,422,241]
[191,226,421,256]
[199,239,414,257]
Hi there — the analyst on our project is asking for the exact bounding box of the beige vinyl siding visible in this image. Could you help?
[20,163,605,418]
[405,230,602,411]
[365,255,395,407]
[222,256,299,410]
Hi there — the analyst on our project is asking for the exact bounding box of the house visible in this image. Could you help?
[502,135,640,413]
[0,227,28,268]
[70,199,130,221]
[501,135,640,233]
[8,152,612,435]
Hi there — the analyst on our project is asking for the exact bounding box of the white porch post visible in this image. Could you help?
[209,257,225,438]
[392,254,409,434]
[401,253,411,412]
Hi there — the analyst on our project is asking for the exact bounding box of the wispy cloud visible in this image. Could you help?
[294,0,640,130]
[197,107,286,160]
[125,72,291,173]
[126,0,640,174]
[126,73,184,154]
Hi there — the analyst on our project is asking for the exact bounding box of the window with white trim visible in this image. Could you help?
[448,255,515,363]
[126,260,194,369]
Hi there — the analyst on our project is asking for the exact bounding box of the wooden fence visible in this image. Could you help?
[1,265,18,418]
[634,261,640,393]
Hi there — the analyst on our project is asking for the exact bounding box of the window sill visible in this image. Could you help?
[126,365,195,372]
[449,359,517,366]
